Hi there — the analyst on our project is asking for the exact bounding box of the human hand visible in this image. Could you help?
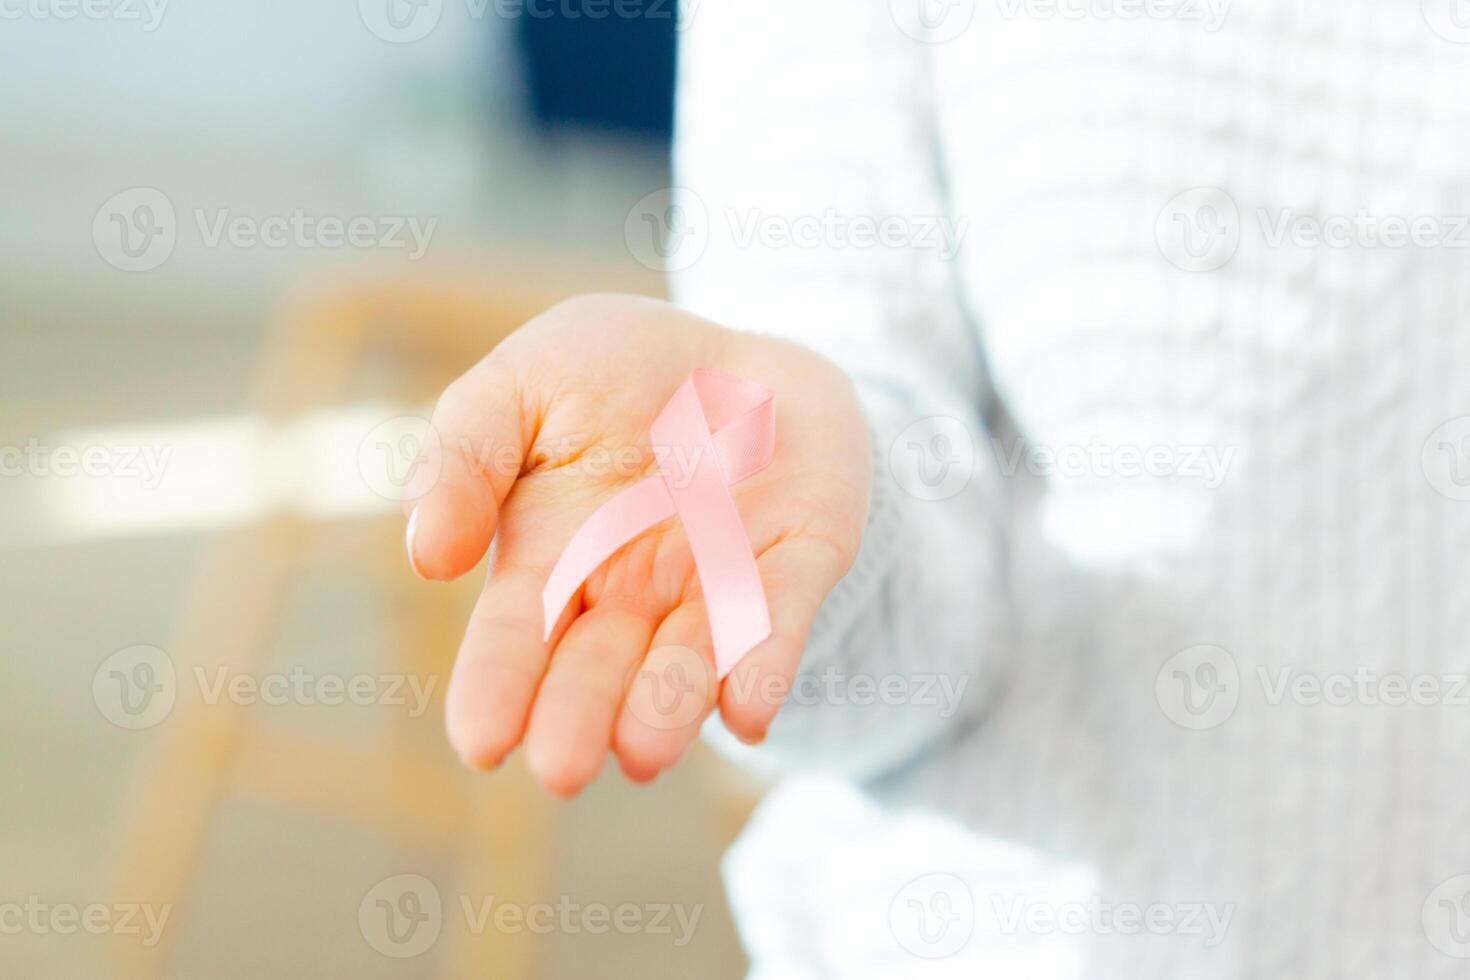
[408,294,869,794]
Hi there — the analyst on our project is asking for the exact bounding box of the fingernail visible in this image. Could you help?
[737,729,766,747]
[406,507,427,579]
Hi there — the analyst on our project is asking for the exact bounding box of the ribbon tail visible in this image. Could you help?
[652,378,772,678]
[541,476,675,641]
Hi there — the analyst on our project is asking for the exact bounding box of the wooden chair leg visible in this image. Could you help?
[442,767,555,980]
[108,519,302,980]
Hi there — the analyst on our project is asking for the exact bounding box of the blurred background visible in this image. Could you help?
[1,1,759,976]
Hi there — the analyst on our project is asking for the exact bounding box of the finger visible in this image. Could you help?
[444,565,552,769]
[719,535,850,744]
[523,604,656,796]
[407,359,527,581]
[613,601,720,777]
[617,755,662,784]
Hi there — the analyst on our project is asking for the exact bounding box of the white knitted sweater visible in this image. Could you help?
[670,1,1470,977]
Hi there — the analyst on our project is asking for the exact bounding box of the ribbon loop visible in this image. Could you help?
[541,370,774,678]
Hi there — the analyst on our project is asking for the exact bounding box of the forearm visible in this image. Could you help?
[673,0,1014,777]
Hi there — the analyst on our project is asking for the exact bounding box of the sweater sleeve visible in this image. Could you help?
[669,0,1016,778]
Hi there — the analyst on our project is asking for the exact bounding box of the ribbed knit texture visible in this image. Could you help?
[671,1,1470,977]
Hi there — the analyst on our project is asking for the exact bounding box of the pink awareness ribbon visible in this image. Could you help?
[541,369,774,678]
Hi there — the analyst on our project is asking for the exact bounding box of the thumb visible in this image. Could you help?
[406,357,527,581]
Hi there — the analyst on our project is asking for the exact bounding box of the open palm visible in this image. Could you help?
[408,295,869,794]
